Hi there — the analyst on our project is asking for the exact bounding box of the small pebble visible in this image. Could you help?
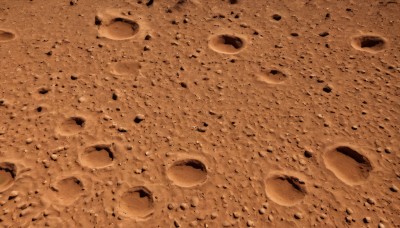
[378,223,386,228]
[190,197,199,207]
[363,217,371,223]
[294,212,303,219]
[268,214,274,221]
[233,211,241,219]
[134,114,145,123]
[346,208,353,215]
[367,198,376,205]
[258,208,266,214]
[50,154,58,161]
[390,185,398,192]
[180,203,188,210]
[247,220,254,227]
[211,212,218,219]
[10,191,19,197]
[167,203,175,210]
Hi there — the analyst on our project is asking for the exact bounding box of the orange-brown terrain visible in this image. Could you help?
[0,0,399,227]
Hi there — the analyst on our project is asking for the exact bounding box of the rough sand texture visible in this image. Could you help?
[0,0,399,227]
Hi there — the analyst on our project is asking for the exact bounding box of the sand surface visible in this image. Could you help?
[0,0,399,227]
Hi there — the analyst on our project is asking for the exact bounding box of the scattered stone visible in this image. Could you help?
[180,203,188,210]
[294,212,303,219]
[323,84,333,93]
[367,198,376,205]
[363,217,371,223]
[134,114,145,123]
[258,208,266,214]
[378,223,386,228]
[190,197,199,207]
[211,212,218,219]
[174,220,180,227]
[233,211,241,219]
[26,138,33,144]
[268,214,274,221]
[50,154,58,161]
[389,185,398,192]
[304,150,313,158]
[346,208,353,215]
[246,220,254,227]
[167,203,175,210]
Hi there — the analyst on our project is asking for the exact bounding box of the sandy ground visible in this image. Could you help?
[0,0,399,227]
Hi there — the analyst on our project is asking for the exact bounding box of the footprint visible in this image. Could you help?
[119,186,154,219]
[256,68,289,85]
[59,116,86,135]
[53,177,84,205]
[324,145,373,185]
[79,144,114,168]
[0,162,16,192]
[97,14,140,40]
[110,61,141,76]
[0,30,16,42]
[167,159,208,187]
[351,35,387,53]
[265,174,307,206]
[208,34,246,54]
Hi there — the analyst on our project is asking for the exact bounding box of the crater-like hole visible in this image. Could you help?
[0,162,17,192]
[167,159,208,187]
[360,36,385,48]
[209,34,245,54]
[324,145,373,185]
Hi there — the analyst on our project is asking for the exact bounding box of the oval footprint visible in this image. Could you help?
[79,144,114,168]
[59,116,86,135]
[53,177,84,205]
[0,30,16,42]
[167,159,208,187]
[208,34,246,54]
[351,35,387,53]
[97,16,140,40]
[324,145,372,185]
[265,174,307,206]
[257,68,289,85]
[119,186,154,219]
[110,61,141,76]
[0,162,17,192]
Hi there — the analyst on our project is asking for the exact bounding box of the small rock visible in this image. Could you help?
[268,214,274,221]
[294,212,303,219]
[167,203,175,210]
[180,203,188,210]
[134,114,145,123]
[50,154,58,161]
[378,223,385,228]
[323,85,333,93]
[304,150,313,158]
[258,208,266,214]
[26,138,33,144]
[345,208,353,215]
[367,198,376,205]
[174,220,180,227]
[390,185,398,192]
[246,220,254,227]
[211,212,218,219]
[190,197,199,207]
[10,191,19,197]
[233,211,241,219]
[363,217,371,223]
